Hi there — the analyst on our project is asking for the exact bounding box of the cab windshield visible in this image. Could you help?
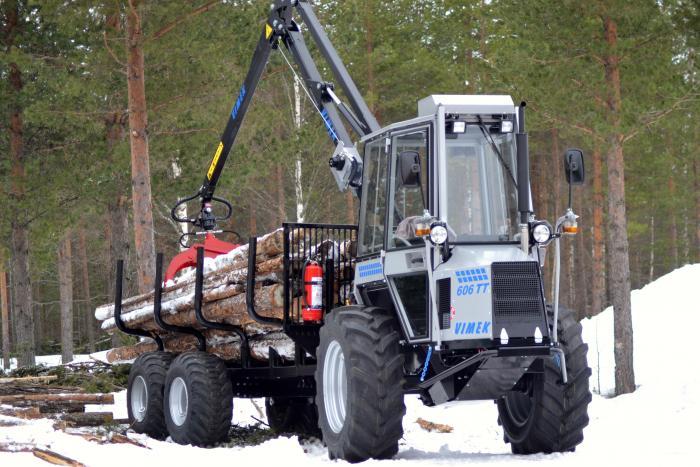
[444,125,519,242]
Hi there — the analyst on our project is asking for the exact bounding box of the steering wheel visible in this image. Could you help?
[392,235,413,247]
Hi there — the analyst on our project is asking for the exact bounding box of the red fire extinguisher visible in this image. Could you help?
[303,261,324,322]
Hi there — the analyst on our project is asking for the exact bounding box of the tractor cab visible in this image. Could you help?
[354,95,548,348]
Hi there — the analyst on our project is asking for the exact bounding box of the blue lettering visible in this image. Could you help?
[466,322,476,334]
[476,321,482,333]
[482,322,491,334]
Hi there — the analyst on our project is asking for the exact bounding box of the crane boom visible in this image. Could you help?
[176,0,379,234]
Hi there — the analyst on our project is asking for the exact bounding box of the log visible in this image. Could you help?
[33,448,86,466]
[106,330,294,363]
[7,401,91,414]
[100,284,284,333]
[0,375,58,385]
[94,232,284,320]
[0,405,41,419]
[50,412,113,427]
[0,393,114,405]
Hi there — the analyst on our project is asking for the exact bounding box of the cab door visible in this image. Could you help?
[382,125,433,343]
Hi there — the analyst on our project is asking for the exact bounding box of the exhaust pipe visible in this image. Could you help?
[516,102,530,252]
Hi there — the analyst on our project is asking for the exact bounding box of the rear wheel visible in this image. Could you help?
[164,351,233,446]
[265,397,320,437]
[315,306,405,463]
[497,305,592,453]
[127,351,173,439]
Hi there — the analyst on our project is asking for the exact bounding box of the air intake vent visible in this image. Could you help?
[491,261,548,339]
[437,278,451,329]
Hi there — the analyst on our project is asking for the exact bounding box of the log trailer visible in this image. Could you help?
[115,0,592,461]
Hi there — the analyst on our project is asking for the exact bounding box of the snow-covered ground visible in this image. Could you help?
[1,264,698,466]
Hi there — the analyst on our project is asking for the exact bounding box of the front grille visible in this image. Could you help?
[437,278,451,329]
[491,261,546,326]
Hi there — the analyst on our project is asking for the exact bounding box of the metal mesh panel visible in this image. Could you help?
[491,261,544,323]
[283,223,358,324]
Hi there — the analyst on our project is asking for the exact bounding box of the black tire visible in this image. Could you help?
[127,351,174,439]
[497,305,592,454]
[315,306,405,463]
[164,351,233,446]
[265,397,321,438]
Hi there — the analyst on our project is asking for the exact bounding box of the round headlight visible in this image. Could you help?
[532,223,552,243]
[430,224,448,245]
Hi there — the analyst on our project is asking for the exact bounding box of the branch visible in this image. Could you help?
[103,30,126,68]
[148,1,221,42]
[152,127,217,136]
[532,105,604,142]
[623,92,699,143]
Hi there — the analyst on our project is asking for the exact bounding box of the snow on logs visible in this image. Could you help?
[95,230,288,363]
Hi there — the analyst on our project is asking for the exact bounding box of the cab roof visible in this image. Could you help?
[418,95,516,117]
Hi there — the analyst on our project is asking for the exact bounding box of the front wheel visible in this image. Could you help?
[315,306,405,463]
[497,305,592,453]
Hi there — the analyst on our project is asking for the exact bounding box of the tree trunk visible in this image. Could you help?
[1,269,10,370]
[668,175,678,268]
[108,195,130,348]
[648,213,655,282]
[695,151,700,263]
[276,165,286,225]
[58,231,74,364]
[603,16,635,396]
[8,56,35,367]
[249,197,257,236]
[126,0,156,294]
[591,144,605,316]
[293,80,305,222]
[77,229,95,353]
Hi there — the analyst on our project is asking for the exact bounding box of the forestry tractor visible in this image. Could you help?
[114,0,592,461]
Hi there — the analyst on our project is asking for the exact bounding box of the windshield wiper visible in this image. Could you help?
[476,124,518,188]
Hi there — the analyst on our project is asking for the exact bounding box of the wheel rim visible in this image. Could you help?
[131,375,148,422]
[323,340,347,434]
[169,377,189,427]
[504,390,533,427]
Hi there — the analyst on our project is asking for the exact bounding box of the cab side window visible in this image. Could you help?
[359,138,388,255]
[388,129,429,248]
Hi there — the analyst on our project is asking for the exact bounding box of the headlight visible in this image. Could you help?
[531,222,552,244]
[429,223,448,245]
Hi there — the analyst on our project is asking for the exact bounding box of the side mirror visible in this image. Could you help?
[398,150,421,187]
[564,148,585,185]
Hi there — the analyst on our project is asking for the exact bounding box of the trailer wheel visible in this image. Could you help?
[497,305,592,453]
[127,351,173,439]
[315,306,405,463]
[164,351,232,446]
[265,397,321,437]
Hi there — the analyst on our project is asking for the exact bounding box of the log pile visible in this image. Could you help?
[95,229,356,364]
[0,376,114,427]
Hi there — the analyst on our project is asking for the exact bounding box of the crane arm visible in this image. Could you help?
[176,0,378,232]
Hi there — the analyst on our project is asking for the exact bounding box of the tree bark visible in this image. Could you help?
[8,56,35,367]
[58,231,74,364]
[695,153,700,263]
[77,229,95,352]
[1,269,10,370]
[591,144,605,316]
[603,16,635,396]
[668,175,678,268]
[126,0,156,294]
[105,111,129,348]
